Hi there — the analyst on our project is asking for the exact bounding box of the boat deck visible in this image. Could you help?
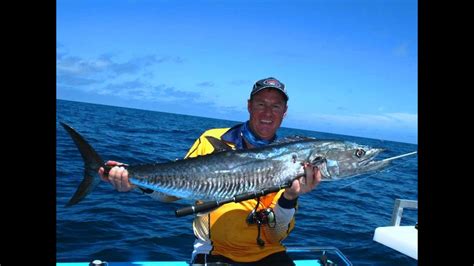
[57,246,352,266]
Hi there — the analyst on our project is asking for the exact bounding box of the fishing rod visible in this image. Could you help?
[175,181,292,217]
[340,151,418,188]
[381,151,417,162]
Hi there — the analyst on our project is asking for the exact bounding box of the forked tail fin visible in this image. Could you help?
[60,122,104,206]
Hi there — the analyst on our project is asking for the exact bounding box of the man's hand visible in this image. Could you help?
[283,163,321,200]
[98,160,136,192]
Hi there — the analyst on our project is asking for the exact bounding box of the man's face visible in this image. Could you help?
[247,88,288,140]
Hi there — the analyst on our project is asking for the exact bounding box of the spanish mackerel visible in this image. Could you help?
[60,122,416,206]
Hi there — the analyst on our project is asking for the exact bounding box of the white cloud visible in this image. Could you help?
[285,111,417,142]
[304,112,417,129]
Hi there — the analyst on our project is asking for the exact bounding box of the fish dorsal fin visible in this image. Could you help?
[271,135,317,145]
[205,136,234,153]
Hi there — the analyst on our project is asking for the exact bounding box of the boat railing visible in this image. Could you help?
[390,198,417,226]
[373,198,418,260]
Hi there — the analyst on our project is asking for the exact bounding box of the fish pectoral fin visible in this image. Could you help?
[205,136,233,153]
[159,195,181,203]
[144,190,181,203]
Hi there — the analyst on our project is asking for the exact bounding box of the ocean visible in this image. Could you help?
[56,99,418,265]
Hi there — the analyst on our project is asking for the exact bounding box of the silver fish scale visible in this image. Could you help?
[128,146,299,200]
[125,139,387,200]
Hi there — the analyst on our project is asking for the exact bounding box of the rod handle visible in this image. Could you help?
[175,201,219,217]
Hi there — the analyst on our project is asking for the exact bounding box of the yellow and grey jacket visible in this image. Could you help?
[183,124,298,262]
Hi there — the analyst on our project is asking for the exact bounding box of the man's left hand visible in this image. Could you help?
[283,163,321,200]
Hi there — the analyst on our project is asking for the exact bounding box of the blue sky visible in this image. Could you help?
[57,0,418,144]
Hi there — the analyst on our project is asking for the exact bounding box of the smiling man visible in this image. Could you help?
[247,78,288,141]
[100,77,321,265]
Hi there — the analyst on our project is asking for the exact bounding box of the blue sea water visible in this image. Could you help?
[56,99,418,265]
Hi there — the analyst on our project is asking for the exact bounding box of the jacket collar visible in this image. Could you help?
[221,123,279,149]
[221,123,245,150]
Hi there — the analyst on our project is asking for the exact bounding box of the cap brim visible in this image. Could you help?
[251,87,289,100]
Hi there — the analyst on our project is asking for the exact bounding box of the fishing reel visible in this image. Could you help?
[246,207,276,247]
[246,207,276,228]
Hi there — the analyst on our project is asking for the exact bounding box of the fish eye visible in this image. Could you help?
[355,149,366,158]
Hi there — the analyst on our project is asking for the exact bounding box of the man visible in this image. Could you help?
[99,77,321,265]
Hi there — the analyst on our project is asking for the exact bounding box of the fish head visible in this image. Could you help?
[307,141,388,181]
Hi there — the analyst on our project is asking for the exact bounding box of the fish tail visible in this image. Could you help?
[60,122,104,207]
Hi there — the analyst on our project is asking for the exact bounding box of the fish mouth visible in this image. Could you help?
[320,148,386,180]
[354,148,390,174]
[358,148,384,166]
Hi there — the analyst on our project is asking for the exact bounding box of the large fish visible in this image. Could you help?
[60,122,416,206]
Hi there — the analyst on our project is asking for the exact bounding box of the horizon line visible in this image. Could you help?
[56,98,418,146]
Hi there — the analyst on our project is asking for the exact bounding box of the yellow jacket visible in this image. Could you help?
[185,126,296,262]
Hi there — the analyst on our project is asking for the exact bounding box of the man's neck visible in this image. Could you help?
[243,138,254,149]
[241,121,275,148]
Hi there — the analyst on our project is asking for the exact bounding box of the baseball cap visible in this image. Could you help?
[251,77,289,101]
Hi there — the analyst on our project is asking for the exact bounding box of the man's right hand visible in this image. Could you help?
[98,160,136,192]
